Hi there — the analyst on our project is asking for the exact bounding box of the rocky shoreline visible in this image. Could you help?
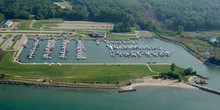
[0,80,118,89]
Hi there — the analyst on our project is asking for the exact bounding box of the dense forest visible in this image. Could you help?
[0,0,220,32]
[137,0,220,31]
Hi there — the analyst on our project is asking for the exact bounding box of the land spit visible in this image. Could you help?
[155,32,220,69]
[119,76,196,90]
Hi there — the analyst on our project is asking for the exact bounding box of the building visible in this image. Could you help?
[89,32,105,38]
[1,20,13,28]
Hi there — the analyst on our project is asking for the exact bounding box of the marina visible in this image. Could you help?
[19,38,176,63]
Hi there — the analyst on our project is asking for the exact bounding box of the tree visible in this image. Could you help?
[178,25,184,35]
[0,73,5,79]
[171,63,176,71]
[184,68,193,75]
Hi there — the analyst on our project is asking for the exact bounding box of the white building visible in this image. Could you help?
[1,20,13,28]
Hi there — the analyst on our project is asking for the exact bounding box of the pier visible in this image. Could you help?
[187,83,220,95]
[42,40,56,59]
[26,39,40,59]
[76,40,87,60]
[59,39,70,59]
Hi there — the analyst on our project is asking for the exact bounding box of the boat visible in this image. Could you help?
[195,80,208,84]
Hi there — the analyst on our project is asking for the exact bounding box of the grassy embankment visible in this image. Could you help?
[151,31,220,61]
[0,50,175,84]
[106,33,136,39]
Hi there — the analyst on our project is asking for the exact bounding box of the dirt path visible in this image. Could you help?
[54,2,66,9]
[146,64,159,73]
[29,20,36,29]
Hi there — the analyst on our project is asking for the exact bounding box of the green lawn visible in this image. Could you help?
[106,33,136,38]
[0,51,169,84]
[18,20,32,30]
[149,64,183,73]
[32,19,64,29]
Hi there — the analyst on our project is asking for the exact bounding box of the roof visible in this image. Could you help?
[2,20,13,26]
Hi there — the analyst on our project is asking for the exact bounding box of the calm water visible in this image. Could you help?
[1,38,220,110]
[0,85,220,110]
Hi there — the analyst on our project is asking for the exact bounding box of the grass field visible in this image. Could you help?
[32,19,64,29]
[149,64,183,73]
[55,1,72,9]
[18,20,32,30]
[106,33,136,38]
[0,50,172,84]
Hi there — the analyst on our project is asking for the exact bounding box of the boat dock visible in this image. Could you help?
[42,40,56,59]
[76,40,87,60]
[26,39,40,59]
[59,39,70,59]
[106,39,170,57]
[106,40,114,57]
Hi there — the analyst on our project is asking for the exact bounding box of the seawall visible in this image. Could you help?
[0,80,117,89]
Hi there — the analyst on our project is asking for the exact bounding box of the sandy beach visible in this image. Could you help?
[120,76,196,90]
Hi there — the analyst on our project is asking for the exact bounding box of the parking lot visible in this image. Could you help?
[0,35,14,50]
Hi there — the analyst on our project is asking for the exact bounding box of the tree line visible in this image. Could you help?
[1,0,220,32]
[0,0,157,32]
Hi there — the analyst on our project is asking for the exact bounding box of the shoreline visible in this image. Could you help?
[0,76,196,89]
[155,32,220,69]
[120,76,196,90]
[0,80,117,89]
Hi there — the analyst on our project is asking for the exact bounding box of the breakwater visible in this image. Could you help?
[187,82,220,95]
[0,80,117,89]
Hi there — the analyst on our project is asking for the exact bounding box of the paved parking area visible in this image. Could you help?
[1,35,14,50]
[0,35,6,45]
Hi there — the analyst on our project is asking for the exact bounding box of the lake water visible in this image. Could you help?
[1,38,220,110]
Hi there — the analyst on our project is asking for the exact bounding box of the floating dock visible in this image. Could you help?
[42,40,56,59]
[76,40,87,60]
[26,39,40,59]
[59,39,70,59]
